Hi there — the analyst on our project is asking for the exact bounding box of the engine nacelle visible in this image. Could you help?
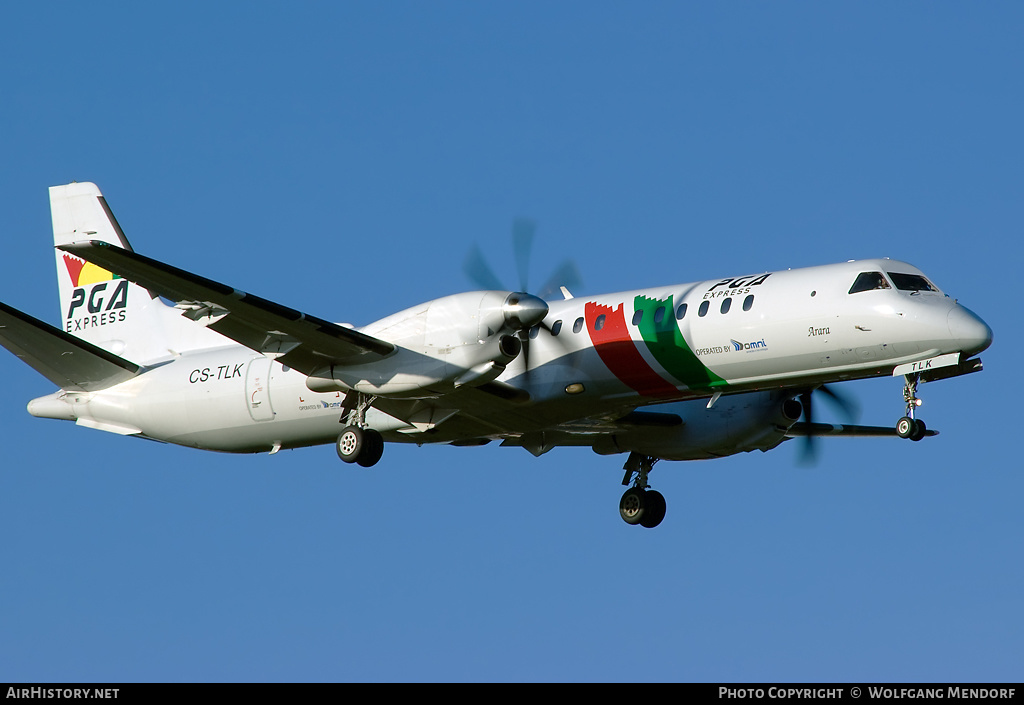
[307,292,532,398]
[592,392,801,460]
[452,335,521,388]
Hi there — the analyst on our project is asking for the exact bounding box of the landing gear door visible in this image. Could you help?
[245,356,276,422]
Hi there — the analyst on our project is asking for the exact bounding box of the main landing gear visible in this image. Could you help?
[896,373,927,442]
[336,393,385,467]
[619,452,666,529]
[337,425,384,466]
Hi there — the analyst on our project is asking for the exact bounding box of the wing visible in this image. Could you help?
[0,300,140,391]
[59,241,395,374]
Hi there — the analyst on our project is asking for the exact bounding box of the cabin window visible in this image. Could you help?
[720,297,732,314]
[888,272,937,292]
[551,320,562,336]
[654,306,665,324]
[743,295,754,311]
[573,317,584,334]
[698,300,710,317]
[529,325,540,339]
[676,303,687,319]
[594,314,606,331]
[632,310,643,326]
[849,271,891,294]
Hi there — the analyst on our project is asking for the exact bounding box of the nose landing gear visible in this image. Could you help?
[619,452,667,528]
[896,374,928,442]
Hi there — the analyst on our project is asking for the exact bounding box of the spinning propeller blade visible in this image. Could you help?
[466,218,583,300]
[539,260,583,301]
[512,217,536,293]
[463,244,506,291]
[798,385,860,464]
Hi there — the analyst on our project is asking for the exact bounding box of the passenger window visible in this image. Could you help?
[676,303,687,319]
[720,297,732,314]
[698,301,710,317]
[849,272,891,294]
[654,306,665,324]
[594,314,606,331]
[529,325,540,339]
[888,272,937,292]
[632,310,643,326]
[573,317,584,334]
[551,320,562,336]
[743,295,754,311]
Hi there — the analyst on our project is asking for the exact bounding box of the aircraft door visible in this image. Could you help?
[245,356,276,422]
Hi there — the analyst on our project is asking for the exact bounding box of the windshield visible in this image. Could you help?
[887,272,937,292]
[849,271,891,294]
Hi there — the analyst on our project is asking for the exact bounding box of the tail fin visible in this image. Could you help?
[50,182,189,363]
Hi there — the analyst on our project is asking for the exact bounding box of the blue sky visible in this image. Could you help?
[1,2,1021,682]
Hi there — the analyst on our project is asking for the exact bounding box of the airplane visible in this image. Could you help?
[0,182,993,529]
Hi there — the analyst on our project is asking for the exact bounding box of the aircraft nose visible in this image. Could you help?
[947,304,993,357]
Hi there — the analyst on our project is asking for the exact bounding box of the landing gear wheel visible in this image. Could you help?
[909,419,927,442]
[619,488,647,526]
[640,490,666,529]
[336,425,365,463]
[336,426,385,466]
[896,416,915,439]
[356,429,385,467]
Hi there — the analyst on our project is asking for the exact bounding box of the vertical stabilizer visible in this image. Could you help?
[50,182,193,363]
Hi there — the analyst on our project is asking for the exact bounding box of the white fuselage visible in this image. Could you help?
[29,259,991,456]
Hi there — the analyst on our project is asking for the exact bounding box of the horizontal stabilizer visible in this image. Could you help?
[60,241,395,375]
[0,301,140,391]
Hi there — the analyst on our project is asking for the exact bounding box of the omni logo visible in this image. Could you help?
[730,338,768,352]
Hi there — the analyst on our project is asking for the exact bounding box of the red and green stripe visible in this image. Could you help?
[584,301,677,397]
[582,296,727,396]
[633,294,727,390]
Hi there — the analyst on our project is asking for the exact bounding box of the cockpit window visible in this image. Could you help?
[888,272,937,292]
[849,272,891,294]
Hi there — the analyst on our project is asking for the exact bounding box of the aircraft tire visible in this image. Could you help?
[896,416,915,439]
[619,488,647,526]
[909,419,927,442]
[356,429,385,467]
[640,490,666,529]
[336,425,365,463]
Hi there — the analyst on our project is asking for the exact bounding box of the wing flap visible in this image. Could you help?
[0,301,140,391]
[59,241,395,374]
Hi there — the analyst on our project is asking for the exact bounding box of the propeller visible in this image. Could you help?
[797,384,861,465]
[512,217,535,293]
[537,259,583,301]
[463,218,583,376]
[464,218,583,299]
[463,244,505,291]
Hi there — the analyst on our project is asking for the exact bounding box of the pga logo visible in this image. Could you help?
[65,280,129,331]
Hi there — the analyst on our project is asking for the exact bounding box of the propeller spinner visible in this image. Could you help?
[503,292,548,331]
